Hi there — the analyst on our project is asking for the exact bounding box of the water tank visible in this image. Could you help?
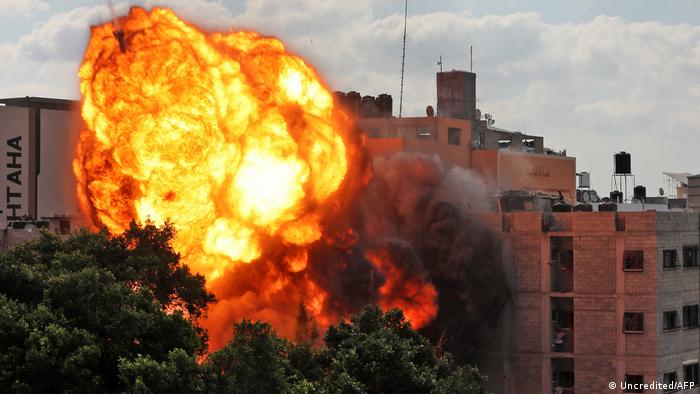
[610,190,623,203]
[573,202,593,212]
[552,201,572,212]
[578,172,590,188]
[614,152,631,174]
[633,185,646,200]
[598,201,618,211]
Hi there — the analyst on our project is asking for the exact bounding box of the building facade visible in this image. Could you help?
[481,210,699,394]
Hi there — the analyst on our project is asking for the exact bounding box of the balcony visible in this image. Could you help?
[552,327,574,353]
[552,297,574,353]
[550,236,573,292]
[552,357,575,394]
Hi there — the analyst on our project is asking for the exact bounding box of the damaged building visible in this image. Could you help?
[346,70,700,394]
[1,67,698,394]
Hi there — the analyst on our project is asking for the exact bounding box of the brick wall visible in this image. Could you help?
[574,235,616,294]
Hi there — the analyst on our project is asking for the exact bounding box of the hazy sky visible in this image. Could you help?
[1,0,699,195]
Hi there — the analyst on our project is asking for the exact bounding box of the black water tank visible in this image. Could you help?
[599,202,618,211]
[633,185,646,200]
[614,151,631,174]
[610,190,623,203]
[552,201,572,212]
[573,202,593,212]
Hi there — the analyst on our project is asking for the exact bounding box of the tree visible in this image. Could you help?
[314,305,486,394]
[120,306,486,393]
[0,222,214,392]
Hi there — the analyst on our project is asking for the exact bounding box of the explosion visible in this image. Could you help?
[74,7,440,349]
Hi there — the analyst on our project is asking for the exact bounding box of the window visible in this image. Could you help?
[663,250,678,269]
[447,127,460,145]
[683,305,699,328]
[684,363,699,385]
[683,246,698,267]
[624,312,644,333]
[59,219,71,235]
[416,128,432,139]
[498,139,511,149]
[623,250,644,271]
[624,374,644,393]
[663,311,680,331]
[522,138,535,152]
[662,371,678,393]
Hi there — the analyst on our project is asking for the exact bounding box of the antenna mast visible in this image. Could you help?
[399,0,407,118]
[438,55,442,72]
[470,45,473,72]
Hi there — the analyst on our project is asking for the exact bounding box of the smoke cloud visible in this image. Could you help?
[204,151,510,363]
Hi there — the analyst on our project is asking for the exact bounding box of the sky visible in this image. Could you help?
[1,0,699,196]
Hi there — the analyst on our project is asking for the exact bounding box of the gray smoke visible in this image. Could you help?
[354,152,510,362]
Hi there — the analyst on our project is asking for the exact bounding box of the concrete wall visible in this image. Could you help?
[481,211,700,394]
[656,212,700,393]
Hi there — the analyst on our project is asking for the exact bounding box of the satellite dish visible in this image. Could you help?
[659,187,664,196]
[426,105,434,117]
[582,191,591,202]
[475,108,482,120]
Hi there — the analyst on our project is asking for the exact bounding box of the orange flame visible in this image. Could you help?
[365,249,438,329]
[74,7,436,349]
[74,7,347,281]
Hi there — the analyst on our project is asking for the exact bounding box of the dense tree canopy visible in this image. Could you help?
[0,222,214,392]
[120,306,486,393]
[0,223,486,393]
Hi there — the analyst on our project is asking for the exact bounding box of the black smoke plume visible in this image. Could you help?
[353,153,510,361]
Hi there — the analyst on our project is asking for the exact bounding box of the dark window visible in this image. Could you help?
[684,363,699,385]
[498,139,511,149]
[623,250,644,271]
[662,371,678,392]
[663,311,680,331]
[624,312,644,333]
[552,370,575,389]
[624,374,644,393]
[663,250,678,269]
[59,220,71,235]
[683,305,699,328]
[683,246,698,267]
[447,127,460,145]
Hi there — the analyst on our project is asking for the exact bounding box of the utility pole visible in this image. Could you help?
[399,0,407,118]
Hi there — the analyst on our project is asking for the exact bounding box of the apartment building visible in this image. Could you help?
[481,210,699,394]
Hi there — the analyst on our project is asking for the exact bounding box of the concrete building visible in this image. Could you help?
[0,97,86,248]
[348,70,699,393]
[479,210,699,394]
[347,71,576,200]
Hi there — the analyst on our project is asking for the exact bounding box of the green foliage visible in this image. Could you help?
[0,222,485,393]
[313,306,486,394]
[0,222,214,392]
[205,320,293,394]
[118,306,486,393]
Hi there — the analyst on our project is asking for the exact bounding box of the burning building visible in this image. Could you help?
[0,6,697,394]
[345,70,699,393]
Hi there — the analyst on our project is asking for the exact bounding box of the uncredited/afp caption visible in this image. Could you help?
[608,380,696,391]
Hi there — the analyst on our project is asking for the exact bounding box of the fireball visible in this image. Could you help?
[75,7,348,280]
[75,7,436,348]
